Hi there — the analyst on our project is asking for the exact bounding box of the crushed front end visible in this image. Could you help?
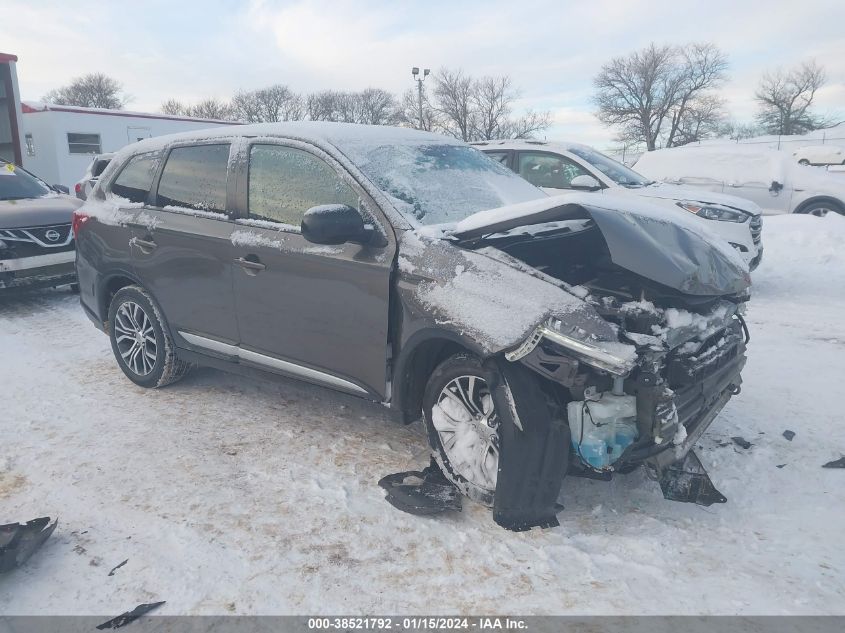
[508,293,747,501]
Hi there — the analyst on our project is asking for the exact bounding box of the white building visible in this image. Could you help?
[21,101,236,187]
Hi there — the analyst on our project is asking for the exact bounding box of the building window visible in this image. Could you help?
[67,133,101,155]
[25,134,35,157]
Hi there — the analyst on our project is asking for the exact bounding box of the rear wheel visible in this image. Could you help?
[423,354,503,505]
[797,201,843,217]
[798,159,811,166]
[107,285,191,388]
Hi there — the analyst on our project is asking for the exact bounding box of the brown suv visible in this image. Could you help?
[74,122,751,530]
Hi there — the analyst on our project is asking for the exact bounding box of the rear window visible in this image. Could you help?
[156,144,230,213]
[111,153,159,203]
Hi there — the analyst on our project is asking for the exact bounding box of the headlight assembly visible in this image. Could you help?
[676,201,749,223]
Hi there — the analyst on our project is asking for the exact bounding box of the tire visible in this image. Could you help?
[798,159,810,166]
[422,353,504,506]
[797,200,843,217]
[107,285,192,388]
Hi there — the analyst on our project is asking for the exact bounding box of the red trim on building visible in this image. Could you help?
[0,53,19,63]
[21,102,241,126]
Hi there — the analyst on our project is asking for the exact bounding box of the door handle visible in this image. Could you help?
[129,237,157,253]
[235,256,266,274]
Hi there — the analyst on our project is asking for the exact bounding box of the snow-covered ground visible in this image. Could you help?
[1,214,844,615]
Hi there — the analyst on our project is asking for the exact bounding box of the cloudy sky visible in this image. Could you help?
[2,0,843,148]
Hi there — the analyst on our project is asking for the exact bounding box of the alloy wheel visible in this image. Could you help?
[113,300,158,376]
[431,375,500,492]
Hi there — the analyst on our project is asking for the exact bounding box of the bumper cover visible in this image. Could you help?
[0,251,76,290]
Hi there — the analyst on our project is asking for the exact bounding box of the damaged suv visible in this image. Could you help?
[75,123,750,531]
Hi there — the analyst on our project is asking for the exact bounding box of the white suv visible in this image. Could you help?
[474,140,763,270]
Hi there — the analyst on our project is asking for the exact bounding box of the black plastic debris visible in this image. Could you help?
[96,601,165,629]
[731,436,752,450]
[822,456,845,469]
[776,464,787,469]
[108,559,128,576]
[378,462,461,516]
[783,430,796,441]
[659,450,727,506]
[0,517,58,573]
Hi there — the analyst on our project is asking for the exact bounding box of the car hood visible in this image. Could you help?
[447,192,751,297]
[0,195,82,228]
[397,229,631,357]
[626,183,762,216]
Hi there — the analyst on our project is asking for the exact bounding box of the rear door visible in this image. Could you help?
[128,142,240,348]
[230,141,395,398]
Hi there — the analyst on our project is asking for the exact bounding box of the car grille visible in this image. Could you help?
[0,224,74,259]
[749,216,762,245]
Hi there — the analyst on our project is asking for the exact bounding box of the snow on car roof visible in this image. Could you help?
[470,139,591,153]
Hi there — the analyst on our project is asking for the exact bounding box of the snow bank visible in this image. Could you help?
[752,213,845,298]
[635,145,787,186]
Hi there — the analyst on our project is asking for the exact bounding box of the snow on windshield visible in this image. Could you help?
[569,147,652,187]
[335,140,544,225]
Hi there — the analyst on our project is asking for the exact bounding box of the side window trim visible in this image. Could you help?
[150,141,237,220]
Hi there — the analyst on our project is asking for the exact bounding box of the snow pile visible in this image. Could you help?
[752,213,845,298]
[635,145,787,186]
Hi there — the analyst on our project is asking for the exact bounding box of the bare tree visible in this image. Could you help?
[398,88,438,131]
[429,68,551,141]
[665,43,728,147]
[431,69,476,141]
[755,60,828,135]
[304,89,398,124]
[719,120,760,141]
[593,43,728,150]
[232,85,303,123]
[185,98,235,121]
[160,99,187,116]
[43,73,128,109]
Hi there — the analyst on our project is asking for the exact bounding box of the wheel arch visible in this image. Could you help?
[98,271,143,329]
[793,196,845,215]
[391,329,487,424]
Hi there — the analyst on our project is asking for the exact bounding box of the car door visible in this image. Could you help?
[515,150,593,195]
[127,142,240,348]
[230,141,395,399]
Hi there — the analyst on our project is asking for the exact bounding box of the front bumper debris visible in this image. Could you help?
[659,450,727,506]
[378,462,462,516]
[0,516,58,573]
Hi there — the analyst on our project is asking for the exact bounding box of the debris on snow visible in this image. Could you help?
[822,457,845,469]
[731,437,752,450]
[782,430,796,441]
[96,601,166,629]
[107,559,128,577]
[0,517,58,573]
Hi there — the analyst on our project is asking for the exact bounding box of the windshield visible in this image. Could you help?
[338,141,545,225]
[569,147,653,187]
[0,162,52,200]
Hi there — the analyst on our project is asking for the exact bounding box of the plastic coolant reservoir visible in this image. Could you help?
[567,393,639,470]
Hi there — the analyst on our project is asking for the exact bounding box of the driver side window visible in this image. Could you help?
[517,152,589,189]
[248,145,358,229]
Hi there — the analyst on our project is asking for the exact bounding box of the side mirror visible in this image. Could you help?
[301,204,371,245]
[52,184,70,194]
[570,175,601,191]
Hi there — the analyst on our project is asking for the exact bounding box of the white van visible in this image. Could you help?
[635,145,845,217]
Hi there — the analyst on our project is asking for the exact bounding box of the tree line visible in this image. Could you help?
[593,42,833,150]
[43,69,552,143]
[42,48,837,151]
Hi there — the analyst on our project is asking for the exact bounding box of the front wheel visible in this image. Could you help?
[107,285,192,388]
[797,201,843,217]
[423,354,501,506]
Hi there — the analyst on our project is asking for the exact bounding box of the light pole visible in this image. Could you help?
[411,67,430,130]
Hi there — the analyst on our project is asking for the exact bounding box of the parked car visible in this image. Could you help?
[635,145,845,217]
[0,158,81,292]
[74,153,114,201]
[474,140,763,270]
[792,144,845,166]
[76,123,750,530]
